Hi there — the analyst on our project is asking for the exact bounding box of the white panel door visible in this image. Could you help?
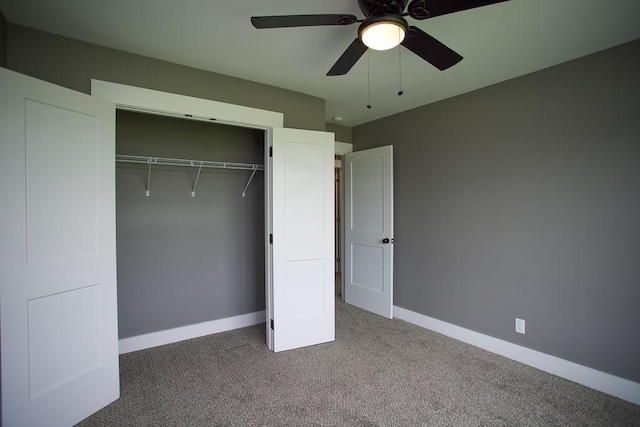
[0,68,119,426]
[269,127,335,352]
[344,146,394,318]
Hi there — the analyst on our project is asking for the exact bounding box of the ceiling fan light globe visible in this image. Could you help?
[360,21,406,51]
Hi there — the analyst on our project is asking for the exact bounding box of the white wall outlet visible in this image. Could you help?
[515,318,526,334]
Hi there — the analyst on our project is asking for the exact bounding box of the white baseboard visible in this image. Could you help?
[119,310,266,354]
[393,306,640,406]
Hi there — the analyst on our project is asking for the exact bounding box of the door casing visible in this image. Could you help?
[92,80,340,351]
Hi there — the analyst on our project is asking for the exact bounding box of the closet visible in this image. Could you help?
[115,110,265,340]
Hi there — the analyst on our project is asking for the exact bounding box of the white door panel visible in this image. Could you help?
[0,68,119,427]
[345,146,394,318]
[270,127,335,352]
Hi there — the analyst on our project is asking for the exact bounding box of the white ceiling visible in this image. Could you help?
[2,0,639,127]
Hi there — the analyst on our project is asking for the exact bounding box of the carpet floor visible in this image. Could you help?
[78,299,640,426]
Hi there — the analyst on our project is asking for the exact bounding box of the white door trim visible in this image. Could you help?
[91,80,284,129]
[91,80,285,350]
[90,80,337,352]
[334,141,353,155]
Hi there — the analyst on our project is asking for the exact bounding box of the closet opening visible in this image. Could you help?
[115,110,267,348]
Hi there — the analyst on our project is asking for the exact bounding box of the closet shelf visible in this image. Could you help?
[115,154,264,171]
[115,154,264,198]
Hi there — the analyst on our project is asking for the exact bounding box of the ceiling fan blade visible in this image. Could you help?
[401,26,463,71]
[420,0,509,18]
[327,38,368,76]
[251,14,357,29]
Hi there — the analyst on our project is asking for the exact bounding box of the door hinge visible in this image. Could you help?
[269,146,273,157]
[269,234,273,244]
[270,319,274,330]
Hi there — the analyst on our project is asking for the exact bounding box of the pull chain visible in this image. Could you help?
[367,51,372,109]
[398,28,404,96]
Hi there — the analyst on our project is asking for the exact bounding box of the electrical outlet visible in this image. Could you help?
[515,318,525,334]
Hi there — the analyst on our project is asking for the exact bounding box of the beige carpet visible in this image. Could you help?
[78,299,640,426]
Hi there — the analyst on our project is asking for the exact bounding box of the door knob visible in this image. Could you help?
[382,238,390,244]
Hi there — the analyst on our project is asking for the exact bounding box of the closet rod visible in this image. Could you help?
[116,154,264,197]
[116,154,264,171]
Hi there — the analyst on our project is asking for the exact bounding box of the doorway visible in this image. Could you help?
[114,110,266,343]
[93,79,337,354]
[92,79,282,352]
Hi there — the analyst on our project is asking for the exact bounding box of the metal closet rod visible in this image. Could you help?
[115,154,264,171]
[115,154,264,198]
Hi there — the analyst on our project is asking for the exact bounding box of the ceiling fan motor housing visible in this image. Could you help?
[358,0,408,17]
[358,15,409,42]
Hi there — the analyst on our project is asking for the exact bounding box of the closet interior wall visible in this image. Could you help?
[116,110,265,339]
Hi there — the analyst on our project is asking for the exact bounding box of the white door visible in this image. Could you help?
[0,68,119,426]
[268,127,335,352]
[344,145,394,318]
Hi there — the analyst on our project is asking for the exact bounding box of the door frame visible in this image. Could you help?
[334,142,353,301]
[91,80,284,349]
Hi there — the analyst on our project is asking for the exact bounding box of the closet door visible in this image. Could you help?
[0,68,119,426]
[269,127,335,352]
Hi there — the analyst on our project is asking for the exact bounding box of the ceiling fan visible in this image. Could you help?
[251,0,509,76]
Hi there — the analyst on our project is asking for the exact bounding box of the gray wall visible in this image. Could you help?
[0,8,6,68]
[353,40,640,383]
[326,123,352,143]
[116,111,265,338]
[6,24,325,131]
